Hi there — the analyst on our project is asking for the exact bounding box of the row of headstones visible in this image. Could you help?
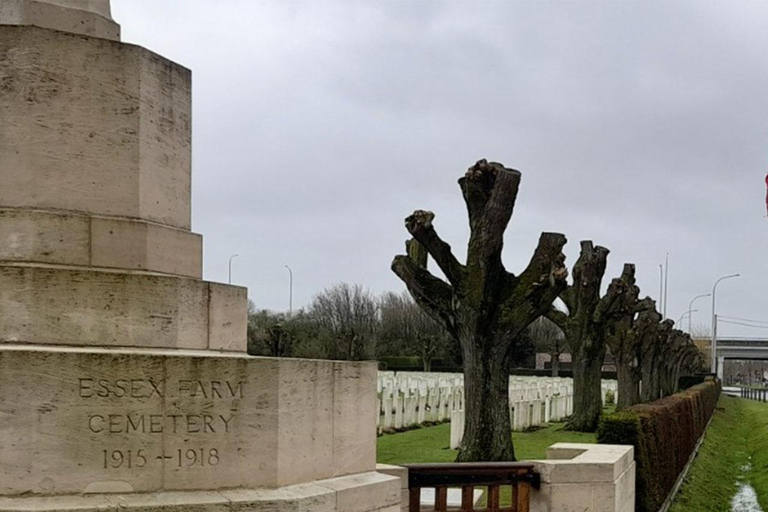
[449,378,618,449]
[376,371,618,435]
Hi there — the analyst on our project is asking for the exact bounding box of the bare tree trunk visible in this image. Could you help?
[551,353,560,377]
[567,343,605,431]
[423,356,432,372]
[640,352,661,402]
[616,358,640,409]
[548,241,616,432]
[458,340,514,461]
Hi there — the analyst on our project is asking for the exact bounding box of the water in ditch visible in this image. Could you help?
[732,484,762,512]
[732,462,764,512]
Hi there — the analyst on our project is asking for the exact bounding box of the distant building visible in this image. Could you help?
[535,353,616,373]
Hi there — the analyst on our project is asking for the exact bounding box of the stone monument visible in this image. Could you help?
[0,2,399,510]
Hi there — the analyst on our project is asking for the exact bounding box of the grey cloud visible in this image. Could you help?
[114,0,768,337]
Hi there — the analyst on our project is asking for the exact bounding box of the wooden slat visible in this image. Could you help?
[488,485,500,511]
[516,482,531,512]
[461,485,475,511]
[404,463,538,512]
[435,486,448,511]
[509,482,518,512]
[409,487,421,512]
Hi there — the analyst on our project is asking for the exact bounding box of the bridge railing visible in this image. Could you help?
[740,387,768,402]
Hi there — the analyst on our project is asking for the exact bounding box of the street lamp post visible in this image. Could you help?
[711,274,740,374]
[659,265,664,315]
[284,265,293,317]
[687,293,711,335]
[678,309,697,326]
[228,254,239,284]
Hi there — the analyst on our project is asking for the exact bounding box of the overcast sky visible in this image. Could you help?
[114,0,768,338]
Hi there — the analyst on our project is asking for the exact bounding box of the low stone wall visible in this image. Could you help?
[379,443,635,512]
[531,443,635,512]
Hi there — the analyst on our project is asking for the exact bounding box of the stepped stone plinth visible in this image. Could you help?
[0,0,119,40]
[0,3,398,511]
[0,2,247,350]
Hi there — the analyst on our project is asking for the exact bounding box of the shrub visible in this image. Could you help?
[678,374,707,390]
[597,379,721,512]
[605,389,616,407]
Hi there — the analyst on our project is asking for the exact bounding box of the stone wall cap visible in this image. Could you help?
[529,443,635,484]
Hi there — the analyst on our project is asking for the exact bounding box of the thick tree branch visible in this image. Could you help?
[391,255,458,339]
[405,238,428,269]
[499,232,568,338]
[460,160,521,270]
[546,308,569,331]
[634,297,656,314]
[405,210,465,286]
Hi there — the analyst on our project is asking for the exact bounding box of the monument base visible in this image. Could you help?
[0,471,401,512]
[0,346,377,497]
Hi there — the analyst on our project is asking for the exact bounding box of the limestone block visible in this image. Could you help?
[0,209,202,278]
[529,443,636,512]
[317,473,401,512]
[0,0,120,40]
[275,359,335,486]
[223,485,336,512]
[333,362,378,477]
[0,347,378,496]
[0,264,246,351]
[374,465,407,490]
[105,492,230,512]
[539,443,635,484]
[207,283,248,352]
[0,26,191,229]
[0,473,398,511]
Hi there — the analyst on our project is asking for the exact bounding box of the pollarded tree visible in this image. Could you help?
[603,264,655,408]
[546,241,627,432]
[659,330,701,397]
[392,159,568,462]
[638,313,672,402]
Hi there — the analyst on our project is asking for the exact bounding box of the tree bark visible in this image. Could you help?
[568,341,606,431]
[457,339,515,461]
[616,358,640,409]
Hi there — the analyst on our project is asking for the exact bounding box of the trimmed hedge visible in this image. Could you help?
[597,379,721,512]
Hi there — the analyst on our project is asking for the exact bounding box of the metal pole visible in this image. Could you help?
[228,254,239,284]
[678,310,697,326]
[687,293,711,335]
[284,265,293,317]
[711,273,740,374]
[663,253,669,319]
[659,264,664,315]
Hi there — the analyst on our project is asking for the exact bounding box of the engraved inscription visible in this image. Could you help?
[78,377,244,470]
[101,448,220,469]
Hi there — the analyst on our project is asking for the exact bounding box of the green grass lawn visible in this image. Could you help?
[377,416,603,508]
[377,420,598,465]
[670,395,768,512]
